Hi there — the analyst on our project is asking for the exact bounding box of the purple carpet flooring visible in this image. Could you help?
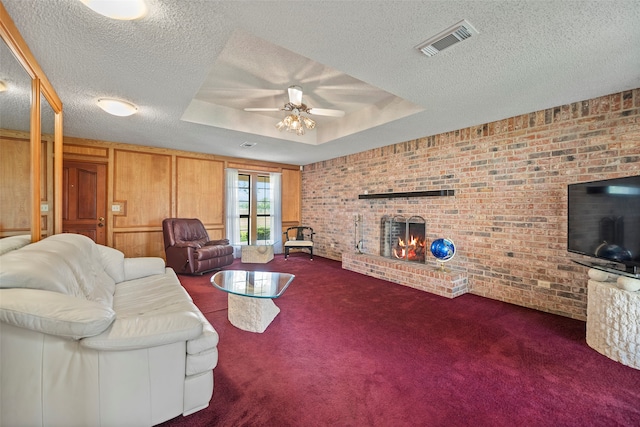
[159,255,640,427]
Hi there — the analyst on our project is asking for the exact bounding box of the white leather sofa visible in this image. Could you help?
[0,233,218,427]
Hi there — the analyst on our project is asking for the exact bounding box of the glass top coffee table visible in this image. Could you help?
[211,270,294,333]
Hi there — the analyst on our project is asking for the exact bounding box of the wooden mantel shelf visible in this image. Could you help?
[358,190,454,199]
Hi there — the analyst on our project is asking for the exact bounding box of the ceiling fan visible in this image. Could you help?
[244,85,345,135]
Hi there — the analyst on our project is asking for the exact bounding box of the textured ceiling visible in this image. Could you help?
[2,0,640,166]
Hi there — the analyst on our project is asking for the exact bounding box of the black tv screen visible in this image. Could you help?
[567,175,640,274]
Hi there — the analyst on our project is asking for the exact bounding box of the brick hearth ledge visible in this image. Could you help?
[342,252,468,298]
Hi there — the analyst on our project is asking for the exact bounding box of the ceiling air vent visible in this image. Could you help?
[240,141,256,148]
[415,19,478,57]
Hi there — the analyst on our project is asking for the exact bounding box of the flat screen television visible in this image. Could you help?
[567,175,640,276]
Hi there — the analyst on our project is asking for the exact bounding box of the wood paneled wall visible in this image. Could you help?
[175,156,224,224]
[0,131,30,236]
[62,136,301,258]
[0,128,54,238]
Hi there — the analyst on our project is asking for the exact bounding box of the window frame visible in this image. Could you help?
[238,172,272,245]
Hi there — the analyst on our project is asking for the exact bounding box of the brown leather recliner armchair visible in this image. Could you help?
[162,218,234,275]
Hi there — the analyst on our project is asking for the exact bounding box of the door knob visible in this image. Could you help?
[98,217,105,227]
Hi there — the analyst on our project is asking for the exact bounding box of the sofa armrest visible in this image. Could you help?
[123,257,166,281]
[174,242,202,249]
[80,311,203,351]
[0,288,115,339]
[205,239,229,246]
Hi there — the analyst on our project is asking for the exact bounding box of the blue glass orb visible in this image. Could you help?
[595,242,632,262]
[430,238,456,262]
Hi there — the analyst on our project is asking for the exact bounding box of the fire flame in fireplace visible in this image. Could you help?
[393,235,426,261]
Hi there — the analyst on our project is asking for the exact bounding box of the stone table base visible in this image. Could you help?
[241,245,274,264]
[587,277,640,370]
[227,293,280,333]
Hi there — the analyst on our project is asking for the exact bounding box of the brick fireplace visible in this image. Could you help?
[381,215,427,262]
[343,213,468,299]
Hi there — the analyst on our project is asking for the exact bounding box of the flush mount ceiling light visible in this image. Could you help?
[79,0,148,20]
[415,19,478,57]
[97,98,138,116]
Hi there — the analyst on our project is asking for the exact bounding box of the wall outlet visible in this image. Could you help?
[111,204,121,212]
[538,280,551,288]
[40,203,49,212]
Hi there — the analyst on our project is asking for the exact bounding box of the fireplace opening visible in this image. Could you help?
[381,215,426,263]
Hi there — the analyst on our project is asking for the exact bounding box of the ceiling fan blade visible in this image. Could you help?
[244,107,282,112]
[288,85,303,106]
[308,108,345,117]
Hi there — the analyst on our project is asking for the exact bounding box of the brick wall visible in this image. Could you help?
[302,88,640,320]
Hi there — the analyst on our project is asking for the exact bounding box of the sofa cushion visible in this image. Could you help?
[113,270,195,314]
[8,233,115,307]
[0,288,116,339]
[37,234,116,304]
[0,235,31,255]
[0,248,85,298]
[79,269,208,350]
[98,244,126,283]
[123,257,166,281]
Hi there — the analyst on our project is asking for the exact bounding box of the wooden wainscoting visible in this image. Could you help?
[63,136,301,258]
[113,230,166,259]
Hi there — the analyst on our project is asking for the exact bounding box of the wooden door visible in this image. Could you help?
[62,160,107,244]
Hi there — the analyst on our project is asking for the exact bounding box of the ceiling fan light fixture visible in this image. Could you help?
[79,0,148,20]
[288,116,302,132]
[275,113,316,136]
[97,98,138,116]
[248,85,344,137]
[283,115,294,127]
[302,116,316,130]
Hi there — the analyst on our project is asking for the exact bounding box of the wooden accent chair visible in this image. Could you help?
[283,226,315,260]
